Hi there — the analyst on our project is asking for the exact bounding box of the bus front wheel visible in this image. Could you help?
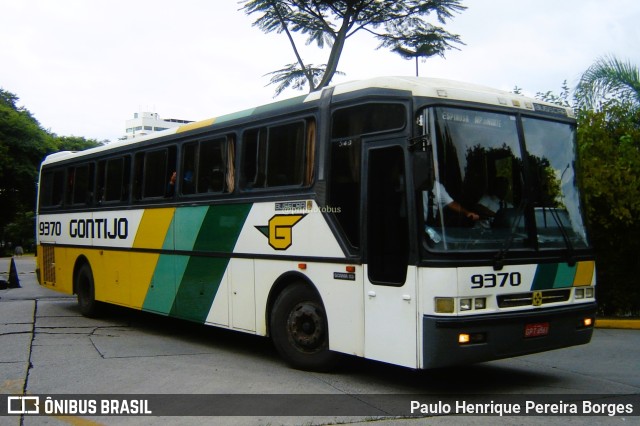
[76,263,100,317]
[270,282,339,371]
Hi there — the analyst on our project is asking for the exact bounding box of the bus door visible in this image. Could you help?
[363,144,417,368]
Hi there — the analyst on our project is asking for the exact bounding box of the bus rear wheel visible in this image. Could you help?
[76,263,100,317]
[270,282,339,371]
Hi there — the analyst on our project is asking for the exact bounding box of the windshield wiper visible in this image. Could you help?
[493,199,526,271]
[543,207,576,266]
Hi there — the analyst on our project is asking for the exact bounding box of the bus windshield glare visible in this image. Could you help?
[420,106,589,253]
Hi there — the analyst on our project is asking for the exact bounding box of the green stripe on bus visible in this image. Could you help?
[531,263,558,291]
[193,204,252,252]
[553,263,576,288]
[171,203,252,322]
[175,206,209,251]
[531,263,578,290]
[142,214,179,315]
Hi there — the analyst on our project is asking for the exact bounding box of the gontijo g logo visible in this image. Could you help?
[256,214,305,250]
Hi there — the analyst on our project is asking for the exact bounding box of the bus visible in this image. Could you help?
[36,76,596,371]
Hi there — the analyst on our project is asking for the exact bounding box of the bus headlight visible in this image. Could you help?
[474,297,486,310]
[585,287,594,298]
[575,288,584,299]
[460,298,472,311]
[435,298,455,313]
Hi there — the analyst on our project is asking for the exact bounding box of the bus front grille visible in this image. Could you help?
[497,289,571,308]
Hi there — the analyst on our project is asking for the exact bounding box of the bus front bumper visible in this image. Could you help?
[422,302,597,369]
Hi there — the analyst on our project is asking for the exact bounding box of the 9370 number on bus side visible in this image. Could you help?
[471,272,521,289]
[39,221,62,237]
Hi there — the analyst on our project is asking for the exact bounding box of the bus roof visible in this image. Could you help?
[41,76,573,166]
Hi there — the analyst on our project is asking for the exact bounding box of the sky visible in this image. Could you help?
[1,0,639,143]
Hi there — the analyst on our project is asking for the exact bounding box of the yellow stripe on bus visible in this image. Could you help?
[176,118,216,133]
[573,261,595,286]
[129,208,176,308]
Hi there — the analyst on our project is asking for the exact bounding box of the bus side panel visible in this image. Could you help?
[98,249,131,305]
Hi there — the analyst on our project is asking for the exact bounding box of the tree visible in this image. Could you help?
[241,0,466,95]
[575,55,640,111]
[576,103,640,315]
[536,80,572,108]
[0,89,52,244]
[0,88,101,253]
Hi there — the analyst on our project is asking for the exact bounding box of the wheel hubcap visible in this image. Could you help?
[288,303,324,352]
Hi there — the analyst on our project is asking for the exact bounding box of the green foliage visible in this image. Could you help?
[575,55,640,111]
[577,103,640,228]
[576,102,640,315]
[241,0,465,94]
[264,63,345,96]
[0,88,101,250]
[536,80,572,108]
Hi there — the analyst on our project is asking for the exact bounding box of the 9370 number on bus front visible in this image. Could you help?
[470,272,521,289]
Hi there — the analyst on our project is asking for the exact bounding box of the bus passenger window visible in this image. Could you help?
[241,121,307,190]
[182,142,197,195]
[134,146,177,199]
[40,169,65,208]
[66,164,94,206]
[328,138,361,248]
[241,129,264,189]
[197,137,228,193]
[97,157,130,204]
[145,149,169,198]
[266,122,305,187]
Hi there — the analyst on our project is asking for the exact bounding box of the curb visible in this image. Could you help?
[595,319,640,330]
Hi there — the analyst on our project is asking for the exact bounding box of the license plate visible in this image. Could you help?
[524,322,549,338]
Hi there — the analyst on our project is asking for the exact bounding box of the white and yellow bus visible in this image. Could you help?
[36,77,596,371]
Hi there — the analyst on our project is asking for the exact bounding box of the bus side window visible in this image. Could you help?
[241,128,265,189]
[182,142,197,195]
[265,121,305,187]
[328,138,361,248]
[304,119,316,186]
[98,157,131,204]
[133,152,144,200]
[196,137,228,194]
[40,169,65,208]
[133,146,177,199]
[66,164,94,206]
[144,149,168,198]
[241,120,308,190]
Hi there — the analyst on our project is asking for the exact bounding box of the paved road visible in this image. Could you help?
[1,257,638,426]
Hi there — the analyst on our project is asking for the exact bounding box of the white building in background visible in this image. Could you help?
[124,112,193,139]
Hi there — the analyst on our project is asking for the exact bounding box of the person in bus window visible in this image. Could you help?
[166,171,177,197]
[423,181,480,224]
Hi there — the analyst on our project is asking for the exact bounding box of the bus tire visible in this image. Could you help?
[76,263,101,318]
[270,282,339,371]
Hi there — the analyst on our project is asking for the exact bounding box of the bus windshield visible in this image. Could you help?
[420,106,589,253]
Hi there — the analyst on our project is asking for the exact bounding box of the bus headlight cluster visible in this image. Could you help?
[575,287,595,300]
[461,297,486,311]
[435,297,487,313]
